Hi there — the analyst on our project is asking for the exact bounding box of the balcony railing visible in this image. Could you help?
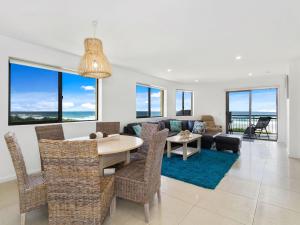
[229,114,277,140]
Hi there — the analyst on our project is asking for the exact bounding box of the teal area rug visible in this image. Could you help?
[161,149,239,189]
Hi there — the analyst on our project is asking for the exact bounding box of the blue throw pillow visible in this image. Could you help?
[132,125,142,137]
[193,121,206,134]
[170,120,182,132]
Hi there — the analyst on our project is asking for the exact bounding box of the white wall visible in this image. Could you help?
[0,35,198,182]
[190,75,288,144]
[288,58,300,158]
[0,35,103,182]
[102,66,198,129]
[0,34,290,183]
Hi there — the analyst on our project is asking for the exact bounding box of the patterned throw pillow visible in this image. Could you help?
[192,121,206,134]
[170,120,182,132]
[132,125,142,137]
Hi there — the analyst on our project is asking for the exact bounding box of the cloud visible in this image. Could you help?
[81,86,95,91]
[11,92,58,111]
[81,103,96,110]
[63,102,75,108]
[151,92,161,98]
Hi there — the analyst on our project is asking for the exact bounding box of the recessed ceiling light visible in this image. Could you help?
[235,55,242,60]
[248,73,253,76]
[195,79,199,82]
[167,69,172,72]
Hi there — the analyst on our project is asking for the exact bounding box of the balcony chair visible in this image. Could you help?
[244,116,272,139]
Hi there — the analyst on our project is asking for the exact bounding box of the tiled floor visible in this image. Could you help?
[1,140,300,225]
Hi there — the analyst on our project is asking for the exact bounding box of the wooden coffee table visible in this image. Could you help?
[167,133,202,160]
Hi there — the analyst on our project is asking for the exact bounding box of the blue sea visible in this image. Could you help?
[63,111,96,121]
[231,111,276,118]
[10,111,96,121]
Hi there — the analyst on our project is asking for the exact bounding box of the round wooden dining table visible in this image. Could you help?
[67,135,143,176]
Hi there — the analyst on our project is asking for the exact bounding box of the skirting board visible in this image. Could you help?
[0,169,40,184]
[288,153,300,159]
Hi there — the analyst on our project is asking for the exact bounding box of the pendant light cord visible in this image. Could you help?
[92,20,98,38]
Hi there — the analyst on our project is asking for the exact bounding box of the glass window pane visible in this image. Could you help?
[176,90,183,116]
[150,88,163,117]
[136,85,149,118]
[184,91,192,116]
[9,63,59,124]
[251,88,277,134]
[62,72,97,121]
[229,91,250,113]
[228,91,250,132]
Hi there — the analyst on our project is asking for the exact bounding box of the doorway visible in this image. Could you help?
[226,88,278,141]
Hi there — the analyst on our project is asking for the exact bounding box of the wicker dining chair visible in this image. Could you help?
[96,122,120,135]
[130,123,159,162]
[115,129,168,223]
[35,124,65,171]
[4,132,47,225]
[35,124,65,141]
[39,139,116,225]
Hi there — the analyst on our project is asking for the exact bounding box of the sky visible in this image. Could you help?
[136,86,192,114]
[136,85,162,113]
[229,89,277,113]
[176,91,192,112]
[10,63,96,112]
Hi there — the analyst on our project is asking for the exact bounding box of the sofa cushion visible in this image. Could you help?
[132,124,142,137]
[157,121,166,130]
[187,120,195,132]
[181,120,188,131]
[125,123,141,135]
[192,121,206,134]
[160,119,171,129]
[170,120,182,132]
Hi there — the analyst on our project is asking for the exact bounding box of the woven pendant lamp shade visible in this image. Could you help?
[78,38,112,79]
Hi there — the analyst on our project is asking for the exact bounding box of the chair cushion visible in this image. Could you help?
[130,152,146,162]
[116,160,145,182]
[170,120,182,132]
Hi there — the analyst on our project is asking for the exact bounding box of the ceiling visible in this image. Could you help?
[0,0,299,82]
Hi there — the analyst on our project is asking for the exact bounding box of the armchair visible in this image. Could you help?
[201,115,222,133]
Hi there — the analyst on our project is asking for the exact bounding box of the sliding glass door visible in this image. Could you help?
[226,88,278,141]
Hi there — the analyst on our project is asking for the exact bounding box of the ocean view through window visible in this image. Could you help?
[136,84,164,118]
[62,72,97,121]
[176,90,193,116]
[226,88,278,141]
[9,60,98,125]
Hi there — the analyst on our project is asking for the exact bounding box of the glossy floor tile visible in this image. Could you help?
[1,140,300,225]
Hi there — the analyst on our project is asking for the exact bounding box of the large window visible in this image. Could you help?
[136,84,164,118]
[176,90,193,116]
[9,60,98,125]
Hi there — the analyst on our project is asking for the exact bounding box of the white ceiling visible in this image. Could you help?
[0,0,299,82]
